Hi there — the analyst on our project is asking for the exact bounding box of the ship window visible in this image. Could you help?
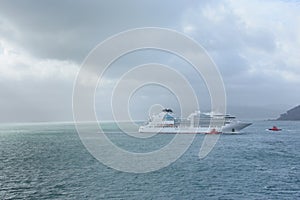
[163,114,174,121]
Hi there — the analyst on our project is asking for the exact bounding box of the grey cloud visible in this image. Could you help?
[0,0,193,62]
[180,0,300,119]
[0,0,299,122]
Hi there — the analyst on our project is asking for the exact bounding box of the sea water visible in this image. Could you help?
[1,121,299,199]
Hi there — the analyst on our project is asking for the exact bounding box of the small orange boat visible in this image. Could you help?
[206,128,222,134]
[268,126,282,131]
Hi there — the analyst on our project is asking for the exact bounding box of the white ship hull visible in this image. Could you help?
[139,121,251,134]
[139,109,252,134]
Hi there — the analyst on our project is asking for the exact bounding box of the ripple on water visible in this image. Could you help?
[0,122,299,199]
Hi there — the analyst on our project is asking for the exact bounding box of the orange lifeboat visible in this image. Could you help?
[268,126,282,131]
[206,128,221,134]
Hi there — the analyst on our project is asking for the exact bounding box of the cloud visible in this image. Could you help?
[0,0,192,62]
[0,39,78,81]
[0,0,198,122]
[0,38,78,122]
[180,0,300,109]
[0,0,299,122]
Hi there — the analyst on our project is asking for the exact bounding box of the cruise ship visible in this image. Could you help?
[138,108,251,134]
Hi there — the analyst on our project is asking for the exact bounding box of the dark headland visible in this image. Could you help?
[277,105,300,120]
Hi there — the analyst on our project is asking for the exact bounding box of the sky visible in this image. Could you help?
[0,0,300,123]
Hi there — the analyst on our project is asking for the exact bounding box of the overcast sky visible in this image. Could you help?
[0,0,299,122]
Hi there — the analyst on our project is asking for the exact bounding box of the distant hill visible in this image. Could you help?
[277,105,300,120]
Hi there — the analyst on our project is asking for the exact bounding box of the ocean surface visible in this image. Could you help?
[1,121,299,199]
